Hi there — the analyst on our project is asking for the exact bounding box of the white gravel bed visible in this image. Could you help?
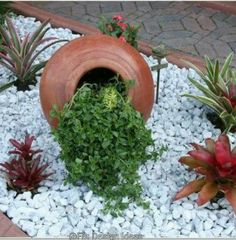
[0,15,236,238]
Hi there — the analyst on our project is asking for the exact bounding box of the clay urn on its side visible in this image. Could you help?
[40,35,154,127]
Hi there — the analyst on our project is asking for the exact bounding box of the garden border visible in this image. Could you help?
[197,1,236,15]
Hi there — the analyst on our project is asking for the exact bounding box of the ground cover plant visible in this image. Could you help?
[183,53,236,133]
[0,17,67,91]
[0,134,53,193]
[98,14,140,48]
[51,77,161,216]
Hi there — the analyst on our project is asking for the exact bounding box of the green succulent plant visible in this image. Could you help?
[183,53,236,133]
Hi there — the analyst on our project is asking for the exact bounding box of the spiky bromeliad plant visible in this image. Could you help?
[0,17,67,91]
[175,134,236,213]
[183,53,236,133]
[0,134,53,193]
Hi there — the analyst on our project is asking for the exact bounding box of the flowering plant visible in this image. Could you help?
[175,134,236,213]
[98,15,140,48]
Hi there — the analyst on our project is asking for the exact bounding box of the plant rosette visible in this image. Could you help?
[175,134,236,213]
[51,80,161,216]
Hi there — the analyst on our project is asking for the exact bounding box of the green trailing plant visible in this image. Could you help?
[0,17,68,92]
[183,53,236,133]
[98,15,140,49]
[51,78,162,216]
[174,134,236,213]
[0,134,53,193]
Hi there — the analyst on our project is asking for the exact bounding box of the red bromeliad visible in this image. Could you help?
[174,134,236,212]
[9,134,42,161]
[224,83,236,108]
[0,134,53,192]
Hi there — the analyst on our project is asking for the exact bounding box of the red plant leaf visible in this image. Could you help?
[188,149,215,165]
[205,138,215,154]
[179,156,212,169]
[191,143,204,150]
[25,134,35,150]
[197,181,218,206]
[215,134,232,169]
[174,178,205,201]
[9,139,22,149]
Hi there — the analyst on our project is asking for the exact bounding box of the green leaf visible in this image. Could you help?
[220,52,234,78]
[0,80,17,93]
[182,94,224,114]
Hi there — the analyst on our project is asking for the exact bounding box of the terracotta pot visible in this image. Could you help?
[40,35,154,127]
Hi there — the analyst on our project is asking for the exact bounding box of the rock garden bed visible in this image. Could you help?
[0,15,236,238]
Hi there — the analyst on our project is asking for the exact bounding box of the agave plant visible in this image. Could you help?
[0,134,53,192]
[174,134,236,213]
[183,53,236,133]
[0,17,67,91]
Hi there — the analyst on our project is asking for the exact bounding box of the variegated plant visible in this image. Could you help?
[183,53,236,133]
[0,17,67,91]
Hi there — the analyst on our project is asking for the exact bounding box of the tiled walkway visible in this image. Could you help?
[28,1,236,67]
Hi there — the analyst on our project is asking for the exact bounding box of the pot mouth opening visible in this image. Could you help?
[77,67,127,95]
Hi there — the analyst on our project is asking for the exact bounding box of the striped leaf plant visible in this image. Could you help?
[183,53,236,133]
[0,17,67,91]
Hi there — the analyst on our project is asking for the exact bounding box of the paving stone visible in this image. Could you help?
[182,17,202,33]
[211,12,229,21]
[197,15,216,31]
[229,42,236,51]
[71,4,87,16]
[220,34,236,43]
[225,15,236,27]
[159,21,184,31]
[157,14,186,23]
[100,2,122,13]
[157,30,193,39]
[121,2,137,13]
[150,2,172,9]
[143,19,161,34]
[212,40,233,58]
[170,2,191,11]
[199,8,218,17]
[136,1,151,12]
[195,41,217,59]
[86,2,101,15]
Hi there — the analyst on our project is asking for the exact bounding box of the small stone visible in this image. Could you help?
[86,215,96,226]
[75,200,84,209]
[48,223,63,236]
[84,191,93,203]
